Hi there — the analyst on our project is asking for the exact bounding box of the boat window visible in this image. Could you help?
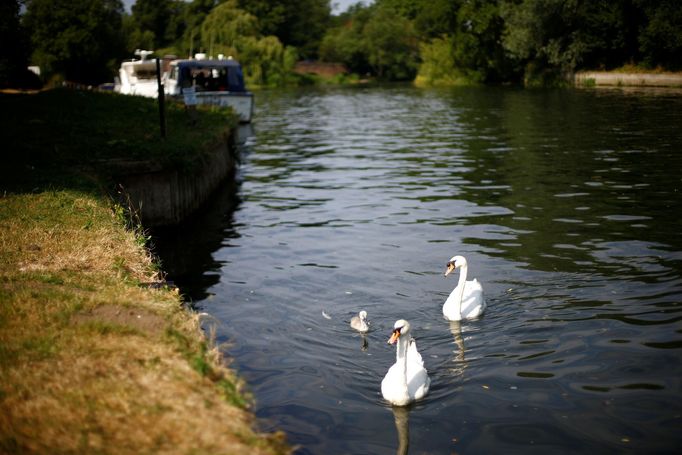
[227,67,246,92]
[173,63,247,92]
[179,67,192,88]
[187,67,230,91]
[133,68,157,80]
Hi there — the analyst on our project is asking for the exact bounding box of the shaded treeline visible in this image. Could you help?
[324,0,682,85]
[2,0,329,87]
[1,0,680,88]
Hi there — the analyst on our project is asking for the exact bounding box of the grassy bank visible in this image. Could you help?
[0,90,289,454]
[1,89,239,192]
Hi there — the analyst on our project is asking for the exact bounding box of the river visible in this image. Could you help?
[154,85,682,454]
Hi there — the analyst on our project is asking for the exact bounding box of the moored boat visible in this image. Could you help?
[115,49,159,98]
[164,55,254,123]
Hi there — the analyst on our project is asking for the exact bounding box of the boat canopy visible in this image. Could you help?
[171,59,248,92]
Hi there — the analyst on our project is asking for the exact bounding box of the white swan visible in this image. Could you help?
[381,319,430,406]
[443,255,486,321]
[350,310,369,333]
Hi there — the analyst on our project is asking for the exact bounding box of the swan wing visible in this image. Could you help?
[406,340,430,401]
[350,316,368,332]
[381,363,408,404]
[407,338,424,365]
[460,279,486,319]
[443,285,464,321]
[406,362,430,401]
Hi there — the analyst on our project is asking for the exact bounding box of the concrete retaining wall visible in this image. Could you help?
[575,71,682,87]
[115,135,236,227]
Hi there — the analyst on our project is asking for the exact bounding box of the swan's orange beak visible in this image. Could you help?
[388,328,400,345]
[444,262,456,277]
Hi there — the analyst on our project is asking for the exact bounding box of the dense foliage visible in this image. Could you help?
[23,0,126,85]
[237,0,331,59]
[323,0,682,85]
[6,0,681,87]
[0,0,38,88]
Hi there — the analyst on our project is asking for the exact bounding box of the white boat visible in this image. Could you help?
[115,49,159,98]
[164,55,254,123]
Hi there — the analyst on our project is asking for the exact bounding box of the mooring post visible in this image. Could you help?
[156,58,166,139]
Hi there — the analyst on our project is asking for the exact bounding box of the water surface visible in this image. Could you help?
[156,86,682,454]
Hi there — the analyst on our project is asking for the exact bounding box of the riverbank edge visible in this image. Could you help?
[574,71,682,88]
[113,132,238,227]
[0,91,291,453]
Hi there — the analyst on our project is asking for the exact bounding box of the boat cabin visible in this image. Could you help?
[164,57,253,123]
[165,59,248,94]
[116,50,159,98]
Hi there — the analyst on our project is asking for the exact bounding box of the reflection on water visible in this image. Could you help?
[155,86,682,454]
[449,321,467,378]
[360,335,368,352]
[392,406,409,455]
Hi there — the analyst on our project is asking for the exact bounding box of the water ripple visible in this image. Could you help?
[156,86,682,455]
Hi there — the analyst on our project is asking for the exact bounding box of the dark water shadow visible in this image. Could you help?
[150,177,241,302]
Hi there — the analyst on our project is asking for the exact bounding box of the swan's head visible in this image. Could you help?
[388,319,411,345]
[445,255,467,277]
[359,310,368,321]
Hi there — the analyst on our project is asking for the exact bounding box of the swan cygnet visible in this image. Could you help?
[381,319,430,406]
[443,255,486,321]
[350,310,369,333]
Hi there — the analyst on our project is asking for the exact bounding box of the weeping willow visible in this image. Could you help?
[196,0,297,87]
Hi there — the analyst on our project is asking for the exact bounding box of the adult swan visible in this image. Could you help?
[443,255,486,321]
[381,320,430,406]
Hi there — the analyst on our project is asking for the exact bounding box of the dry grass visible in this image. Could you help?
[0,190,289,454]
[610,64,678,74]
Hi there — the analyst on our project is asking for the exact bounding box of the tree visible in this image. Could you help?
[238,35,298,86]
[199,1,259,56]
[574,0,642,70]
[236,0,286,37]
[499,0,680,83]
[319,3,420,80]
[176,0,218,58]
[131,0,170,48]
[23,0,126,84]
[198,1,296,86]
[501,0,586,85]
[378,0,458,40]
[452,0,512,83]
[319,4,373,74]
[636,0,682,70]
[416,35,462,86]
[0,0,39,88]
[413,0,458,39]
[237,0,331,59]
[122,14,155,53]
[362,6,418,80]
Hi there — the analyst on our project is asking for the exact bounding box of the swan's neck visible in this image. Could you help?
[456,264,468,316]
[395,335,409,388]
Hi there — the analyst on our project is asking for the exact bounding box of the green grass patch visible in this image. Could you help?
[0,89,237,194]
[580,78,596,87]
[78,320,144,337]
[0,188,288,453]
[167,327,248,409]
